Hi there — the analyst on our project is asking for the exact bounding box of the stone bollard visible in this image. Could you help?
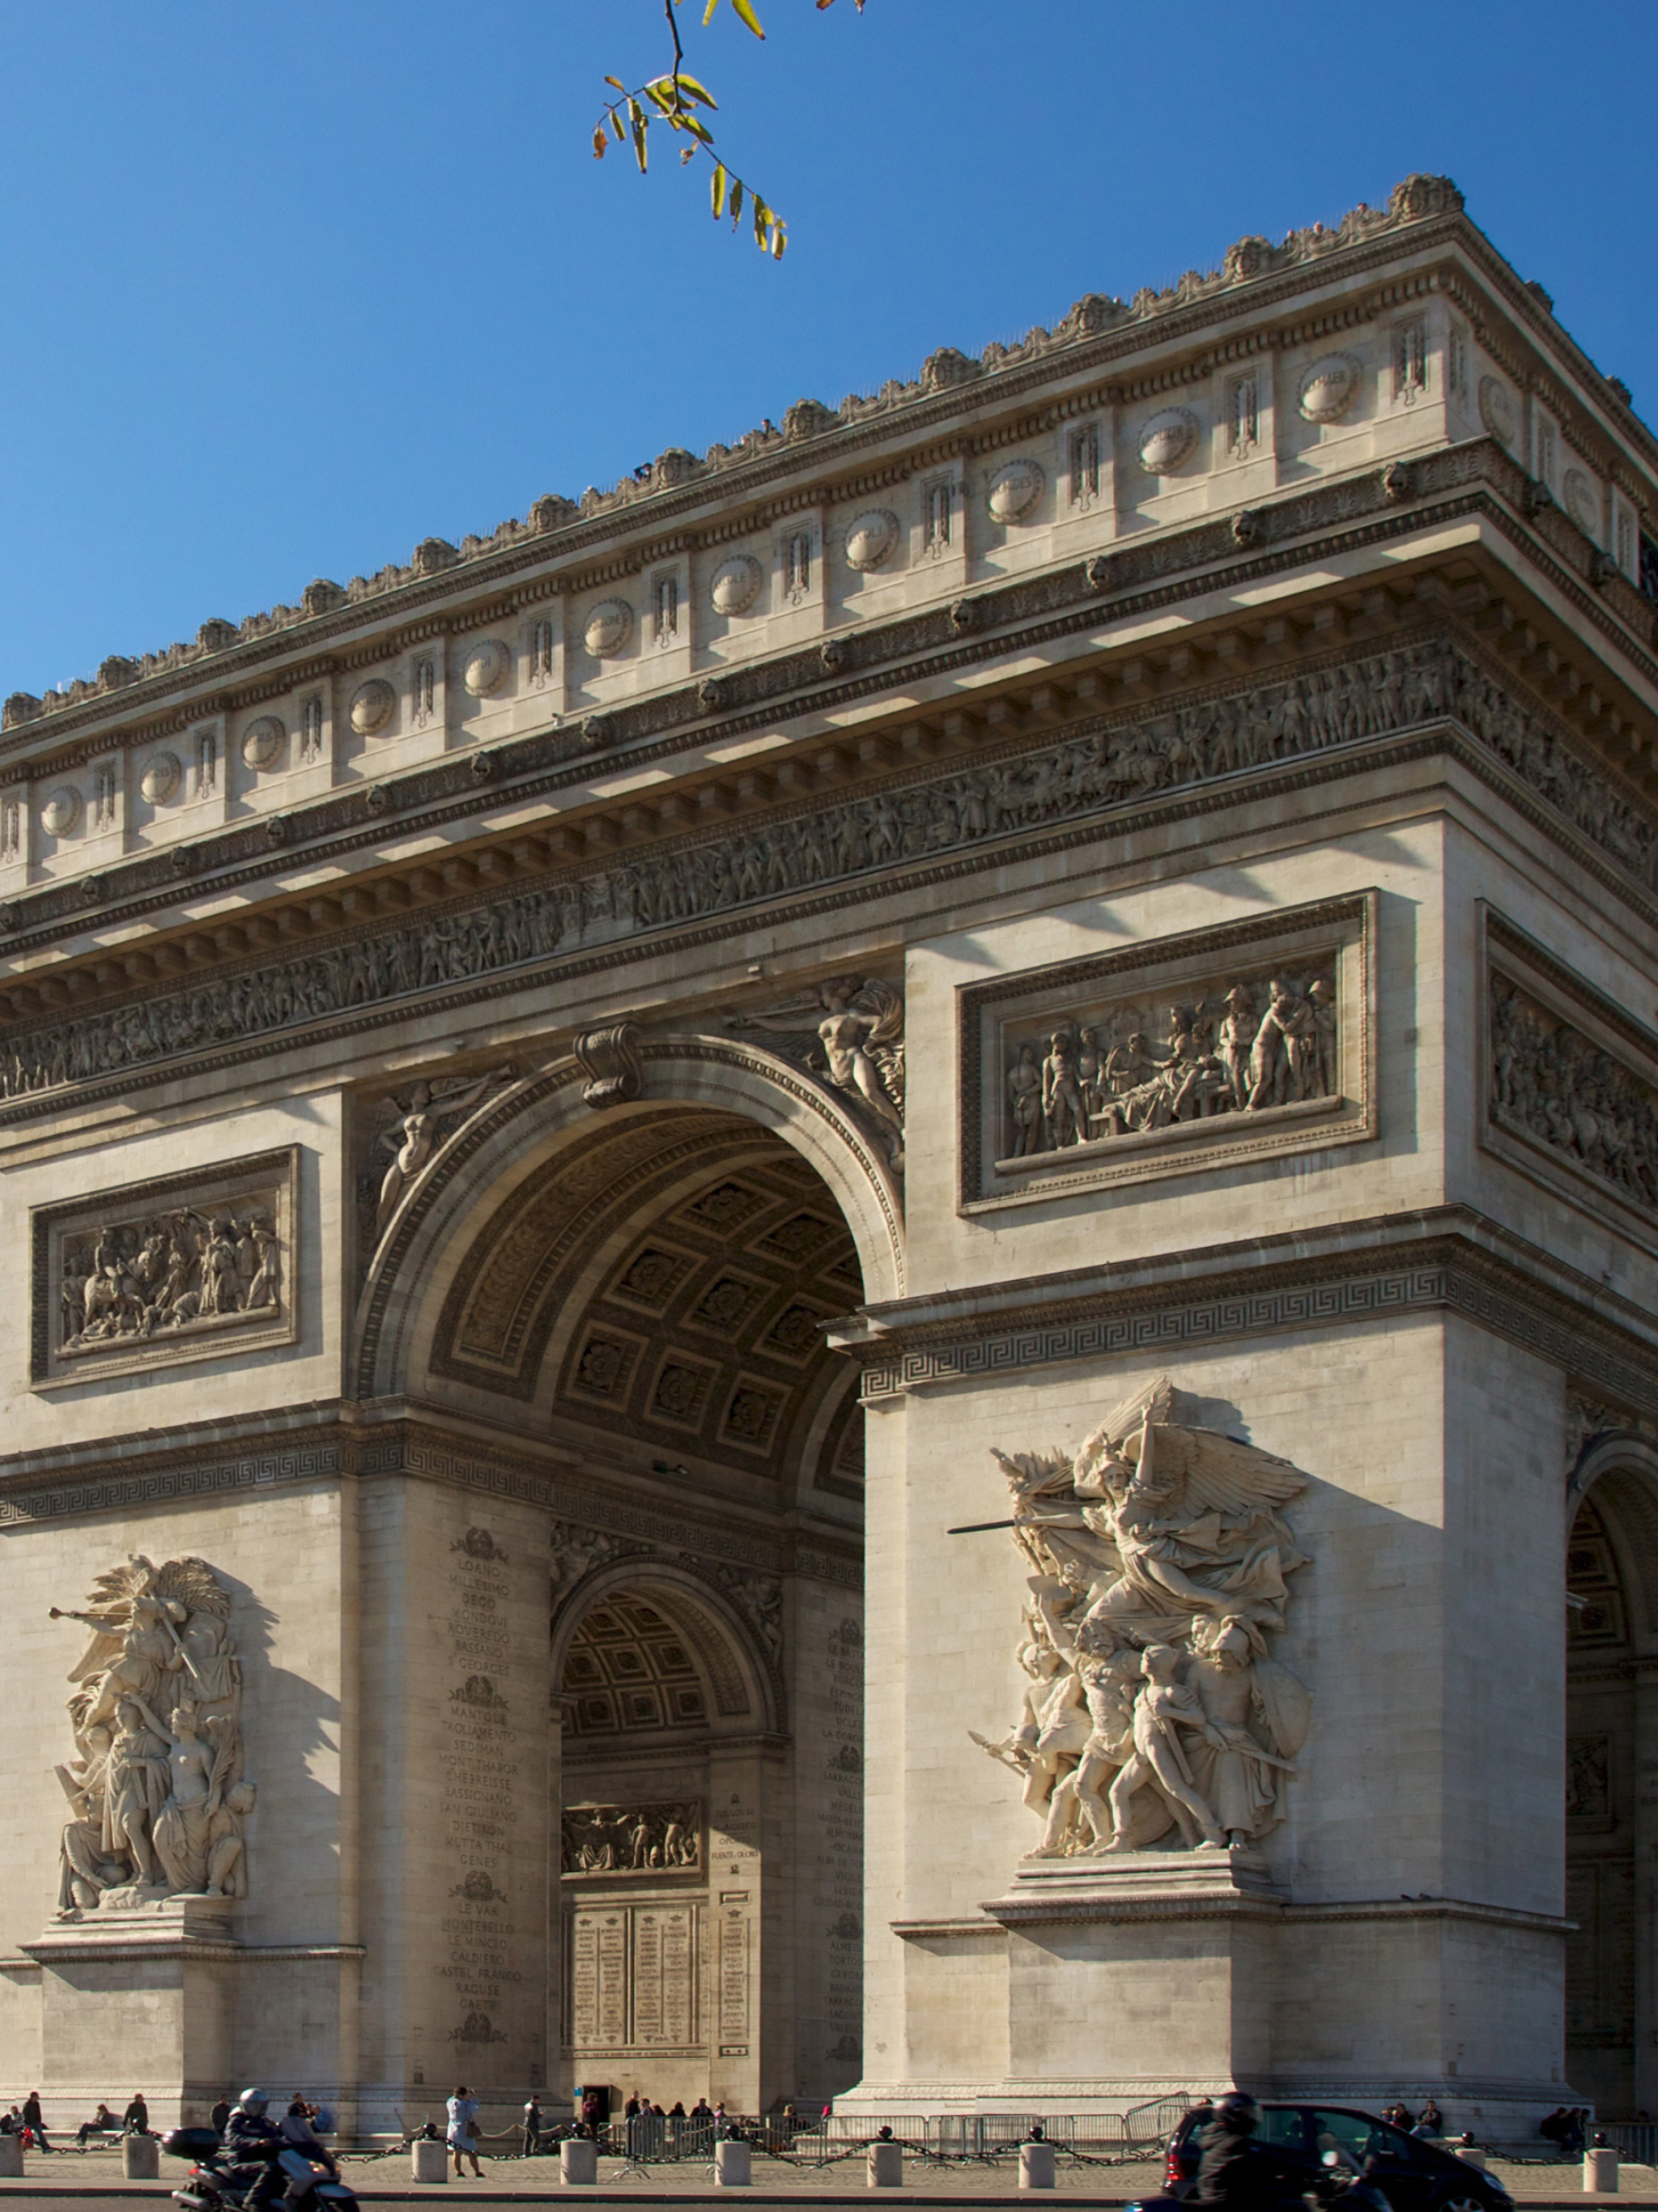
[1019,2141,1056,2190]
[1455,2148,1487,2172]
[0,2137,21,2179]
[716,2138,752,2187]
[561,2138,598,2185]
[123,2134,161,2180]
[1585,2147,1620,2193]
[868,2139,904,2188]
[411,2138,449,2184]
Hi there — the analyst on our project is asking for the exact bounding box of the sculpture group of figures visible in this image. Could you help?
[729,976,905,1166]
[61,1207,280,1351]
[975,1377,1312,1856]
[1490,978,1658,1210]
[10,636,1654,1108]
[49,1555,253,1915]
[1005,972,1337,1158]
[561,1802,702,1875]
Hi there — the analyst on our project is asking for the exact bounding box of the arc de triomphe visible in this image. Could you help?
[2,174,1656,2138]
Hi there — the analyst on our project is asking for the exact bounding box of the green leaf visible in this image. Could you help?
[730,0,766,34]
[678,113,713,143]
[603,74,626,89]
[609,108,626,142]
[711,162,728,217]
[729,178,743,225]
[627,96,648,171]
[752,194,767,247]
[673,71,718,107]
[643,79,674,113]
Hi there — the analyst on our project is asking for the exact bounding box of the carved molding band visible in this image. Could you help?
[30,1148,299,1387]
[962,895,1375,1209]
[1,632,1652,1117]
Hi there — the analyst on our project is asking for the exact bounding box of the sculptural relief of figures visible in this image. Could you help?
[729,976,906,1168]
[4,638,1654,1108]
[366,1064,519,1242]
[1490,975,1658,1214]
[1002,967,1338,1159]
[49,1555,251,1915]
[60,1202,282,1352]
[561,1801,702,1874]
[973,1376,1312,1858]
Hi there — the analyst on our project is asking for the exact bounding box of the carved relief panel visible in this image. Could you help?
[31,1147,299,1385]
[959,893,1377,1210]
[1482,907,1658,1256]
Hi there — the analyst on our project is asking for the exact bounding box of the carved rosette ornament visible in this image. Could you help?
[41,785,82,838]
[139,752,181,806]
[49,1555,253,1916]
[1478,375,1517,446]
[973,1376,1312,1858]
[987,458,1045,525]
[462,638,511,696]
[710,554,764,618]
[240,717,285,771]
[583,599,634,658]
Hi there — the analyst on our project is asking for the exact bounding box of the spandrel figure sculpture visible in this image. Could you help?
[49,1555,251,1915]
[729,976,905,1166]
[976,1375,1312,1858]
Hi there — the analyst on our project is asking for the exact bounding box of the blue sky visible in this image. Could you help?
[0,0,1652,699]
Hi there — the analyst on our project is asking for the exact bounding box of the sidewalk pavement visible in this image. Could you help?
[2,2147,1652,2205]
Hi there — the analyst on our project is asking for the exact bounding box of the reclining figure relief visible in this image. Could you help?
[973,1376,1312,1857]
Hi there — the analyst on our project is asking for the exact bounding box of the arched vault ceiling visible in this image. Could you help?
[431,1105,865,1482]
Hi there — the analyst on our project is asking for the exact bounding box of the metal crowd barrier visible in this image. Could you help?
[436,2095,1192,2166]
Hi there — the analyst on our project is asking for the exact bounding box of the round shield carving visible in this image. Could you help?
[1297,354,1363,423]
[710,554,764,618]
[41,785,82,837]
[463,638,511,696]
[583,599,634,658]
[350,679,396,736]
[138,751,181,806]
[1137,406,1199,475]
[240,716,285,771]
[1478,374,1517,447]
[986,458,1045,525]
[844,509,900,572]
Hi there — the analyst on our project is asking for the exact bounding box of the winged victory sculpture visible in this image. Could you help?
[973,1376,1312,1857]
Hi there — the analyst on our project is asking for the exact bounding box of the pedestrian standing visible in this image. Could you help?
[447,2085,483,2179]
[522,2095,542,2156]
[21,2093,50,2152]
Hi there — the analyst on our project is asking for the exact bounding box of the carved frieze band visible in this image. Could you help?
[29,1147,300,1387]
[857,1240,1658,1419]
[0,634,1652,1117]
[1483,908,1658,1257]
[961,893,1375,1209]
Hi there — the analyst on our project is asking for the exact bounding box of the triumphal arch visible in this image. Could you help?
[2,174,1657,2137]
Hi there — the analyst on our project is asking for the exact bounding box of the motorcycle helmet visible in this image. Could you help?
[1216,2092,1258,2133]
[238,2088,270,2115]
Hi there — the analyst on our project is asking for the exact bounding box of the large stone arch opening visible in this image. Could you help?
[351,1040,882,2115]
[1565,1438,1658,2117]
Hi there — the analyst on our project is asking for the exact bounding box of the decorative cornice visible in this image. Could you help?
[0,432,1652,971]
[2,615,1654,1127]
[848,1206,1658,1410]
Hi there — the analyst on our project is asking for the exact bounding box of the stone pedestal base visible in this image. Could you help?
[123,2135,161,2180]
[21,1891,239,2129]
[411,2138,449,2184]
[981,1848,1286,2103]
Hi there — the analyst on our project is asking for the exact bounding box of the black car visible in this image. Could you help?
[1164,2104,1513,2212]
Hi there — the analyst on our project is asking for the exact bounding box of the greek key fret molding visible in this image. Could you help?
[852,1219,1658,1416]
[1482,906,1658,1259]
[0,1443,349,1530]
[963,892,1375,1210]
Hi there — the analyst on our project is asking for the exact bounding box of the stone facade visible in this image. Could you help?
[2,172,1658,2137]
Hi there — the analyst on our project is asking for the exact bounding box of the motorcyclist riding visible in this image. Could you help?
[1196,2093,1291,2212]
[222,2087,286,2209]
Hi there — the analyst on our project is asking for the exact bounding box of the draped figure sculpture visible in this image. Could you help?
[49,1555,251,1915]
[972,1376,1312,1857]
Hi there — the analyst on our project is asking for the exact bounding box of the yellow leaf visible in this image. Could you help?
[730,0,766,35]
[711,163,728,217]
[772,223,786,259]
[674,72,718,107]
[593,125,607,158]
